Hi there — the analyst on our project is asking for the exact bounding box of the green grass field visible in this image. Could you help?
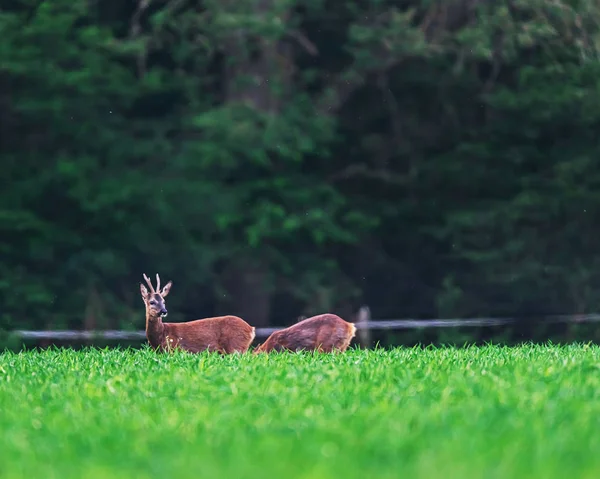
[1,344,600,479]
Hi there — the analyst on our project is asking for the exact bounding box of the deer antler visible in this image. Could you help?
[155,273,161,292]
[143,273,155,294]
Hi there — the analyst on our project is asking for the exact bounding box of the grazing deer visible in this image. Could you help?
[253,313,356,353]
[140,273,255,354]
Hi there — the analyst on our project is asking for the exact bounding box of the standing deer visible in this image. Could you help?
[140,273,255,354]
[253,313,356,353]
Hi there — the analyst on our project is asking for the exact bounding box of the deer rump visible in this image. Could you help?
[254,314,356,353]
[160,316,255,354]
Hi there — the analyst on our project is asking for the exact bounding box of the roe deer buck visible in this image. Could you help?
[140,273,255,354]
[253,313,356,353]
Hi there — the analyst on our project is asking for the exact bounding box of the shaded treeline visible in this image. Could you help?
[2,0,600,335]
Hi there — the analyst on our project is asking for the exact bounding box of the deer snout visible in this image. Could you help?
[160,307,168,317]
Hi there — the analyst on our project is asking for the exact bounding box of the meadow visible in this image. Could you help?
[1,344,600,479]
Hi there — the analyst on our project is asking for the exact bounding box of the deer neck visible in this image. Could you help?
[145,311,166,349]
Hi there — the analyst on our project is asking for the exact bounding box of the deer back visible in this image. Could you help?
[254,313,356,353]
[163,315,256,354]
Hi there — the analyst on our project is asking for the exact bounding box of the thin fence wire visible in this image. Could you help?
[9,313,600,342]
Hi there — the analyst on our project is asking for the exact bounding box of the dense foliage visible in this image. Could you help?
[2,346,600,478]
[2,0,600,331]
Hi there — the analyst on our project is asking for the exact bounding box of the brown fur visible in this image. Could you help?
[253,313,356,354]
[141,273,255,354]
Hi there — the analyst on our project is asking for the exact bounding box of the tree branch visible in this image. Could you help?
[316,9,431,115]
[129,0,150,77]
[329,164,406,185]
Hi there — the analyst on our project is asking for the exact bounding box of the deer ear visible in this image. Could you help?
[140,283,149,300]
[161,281,173,298]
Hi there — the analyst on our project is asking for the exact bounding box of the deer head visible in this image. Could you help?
[140,273,173,319]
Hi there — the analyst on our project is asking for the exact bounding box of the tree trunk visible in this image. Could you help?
[217,259,271,328]
[215,1,294,326]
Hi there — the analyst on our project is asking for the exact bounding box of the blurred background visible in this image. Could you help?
[2,0,600,348]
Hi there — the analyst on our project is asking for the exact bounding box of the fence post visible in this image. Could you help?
[355,305,371,348]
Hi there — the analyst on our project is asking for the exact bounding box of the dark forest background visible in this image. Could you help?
[2,0,600,344]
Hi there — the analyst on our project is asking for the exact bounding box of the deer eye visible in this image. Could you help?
[149,300,157,306]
